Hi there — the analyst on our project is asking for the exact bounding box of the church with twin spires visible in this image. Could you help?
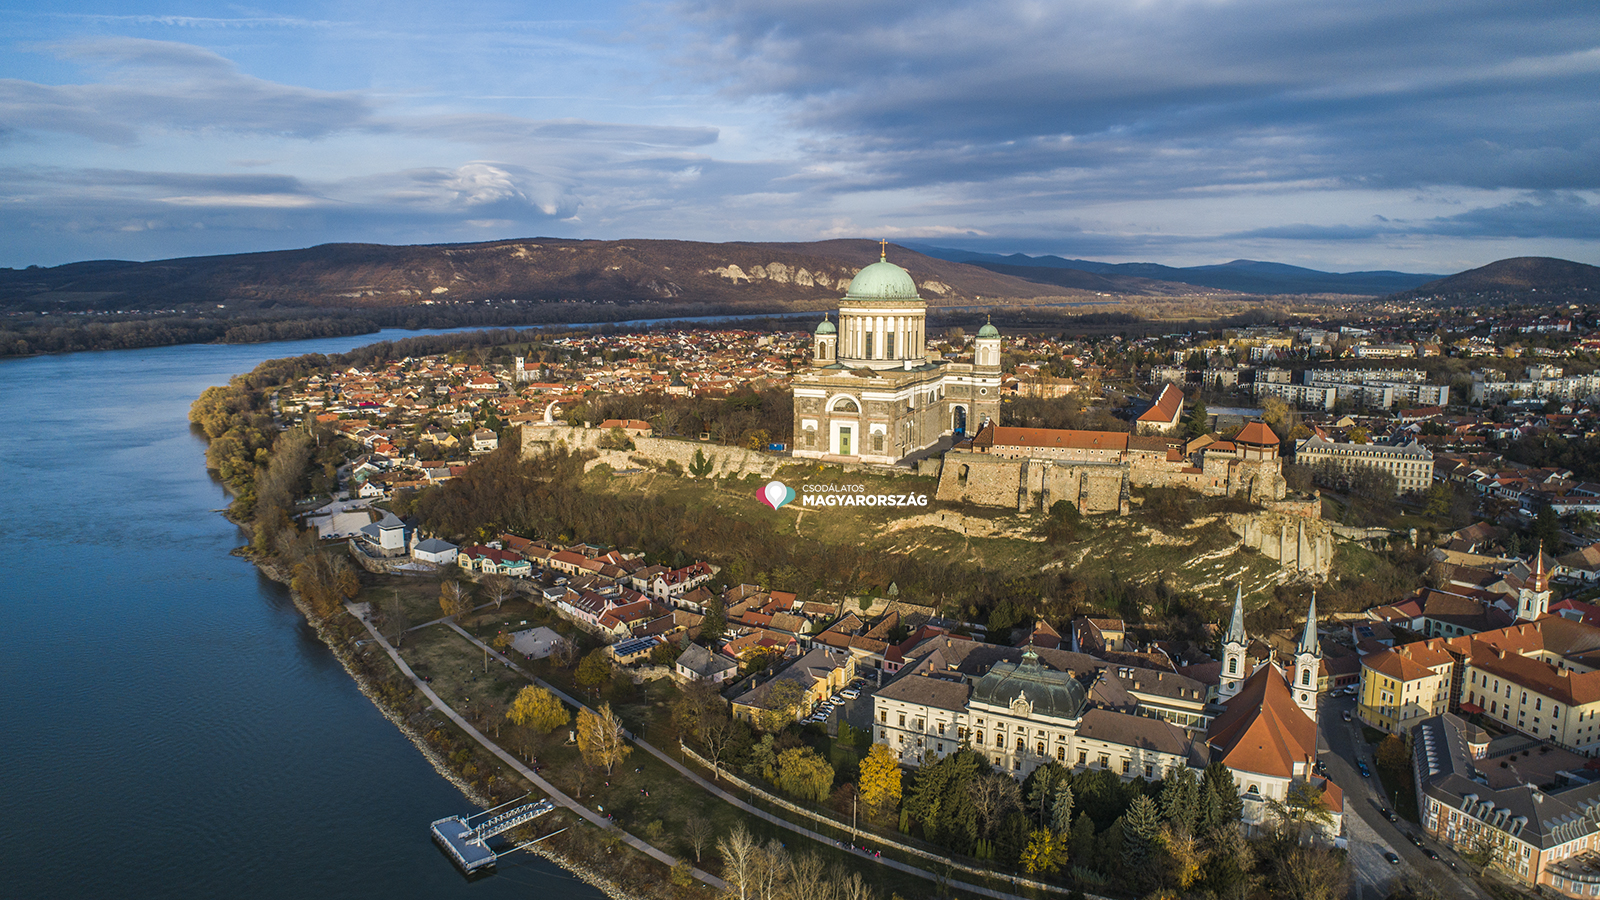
[791,247,1002,464]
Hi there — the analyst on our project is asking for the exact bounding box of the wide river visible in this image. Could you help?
[0,330,609,899]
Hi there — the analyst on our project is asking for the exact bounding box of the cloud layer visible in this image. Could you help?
[0,2,1596,271]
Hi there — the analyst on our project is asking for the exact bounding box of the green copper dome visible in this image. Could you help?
[978,321,1000,338]
[814,317,837,335]
[844,260,919,300]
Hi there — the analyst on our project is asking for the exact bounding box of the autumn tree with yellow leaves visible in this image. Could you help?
[857,743,902,819]
[506,685,569,734]
[577,702,630,775]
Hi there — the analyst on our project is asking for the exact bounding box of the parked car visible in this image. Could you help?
[1407,834,1424,848]
[1358,762,1372,778]
[1379,808,1396,822]
[1342,710,1353,722]
[1426,848,1440,860]
[841,688,861,700]
[1384,851,1400,864]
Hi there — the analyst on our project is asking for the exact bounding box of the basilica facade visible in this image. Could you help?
[791,252,1002,465]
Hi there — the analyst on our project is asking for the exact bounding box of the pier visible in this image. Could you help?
[430,796,556,874]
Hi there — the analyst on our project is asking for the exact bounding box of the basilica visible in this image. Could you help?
[790,250,1002,464]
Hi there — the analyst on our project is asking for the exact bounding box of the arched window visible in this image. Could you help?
[1228,657,1238,675]
[817,341,827,359]
[1301,669,1311,685]
[958,464,970,487]
[1015,737,1025,753]
[830,396,859,414]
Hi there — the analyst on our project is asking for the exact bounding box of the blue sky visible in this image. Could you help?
[2,0,1598,272]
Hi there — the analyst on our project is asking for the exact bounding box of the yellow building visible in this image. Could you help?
[1358,640,1456,734]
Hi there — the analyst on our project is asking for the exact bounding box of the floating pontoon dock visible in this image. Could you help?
[430,796,556,874]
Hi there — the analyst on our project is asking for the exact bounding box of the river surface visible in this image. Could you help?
[0,330,608,899]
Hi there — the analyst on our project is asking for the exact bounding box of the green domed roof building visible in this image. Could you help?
[843,259,920,301]
[791,242,1002,465]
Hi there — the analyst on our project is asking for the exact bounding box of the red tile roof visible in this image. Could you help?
[1137,384,1185,424]
[1206,666,1317,779]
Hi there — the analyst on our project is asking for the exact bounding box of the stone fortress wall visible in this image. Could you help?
[935,451,1285,514]
[934,451,1329,578]
[521,424,911,480]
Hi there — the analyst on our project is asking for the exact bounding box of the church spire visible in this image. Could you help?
[1225,585,1248,647]
[1298,592,1319,656]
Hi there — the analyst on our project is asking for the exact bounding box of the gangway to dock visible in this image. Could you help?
[430,796,557,874]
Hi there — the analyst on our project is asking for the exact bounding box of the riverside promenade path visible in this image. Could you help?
[441,620,1099,900]
[347,604,725,890]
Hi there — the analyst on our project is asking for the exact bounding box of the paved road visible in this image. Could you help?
[1318,692,1488,900]
[348,606,727,889]
[439,620,1101,900]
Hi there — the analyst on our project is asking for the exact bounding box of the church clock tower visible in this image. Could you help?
[1220,586,1249,702]
[1292,594,1321,722]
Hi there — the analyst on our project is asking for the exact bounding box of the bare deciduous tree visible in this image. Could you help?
[968,772,1021,840]
[682,815,713,863]
[440,580,472,620]
[381,590,409,647]
[550,638,578,668]
[717,825,760,900]
[482,572,514,610]
[700,709,737,782]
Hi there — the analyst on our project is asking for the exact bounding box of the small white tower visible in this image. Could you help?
[1517,548,1552,621]
[1220,586,1249,702]
[812,314,838,367]
[1293,593,1321,721]
[974,316,1002,370]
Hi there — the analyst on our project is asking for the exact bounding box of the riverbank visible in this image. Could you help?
[235,542,657,900]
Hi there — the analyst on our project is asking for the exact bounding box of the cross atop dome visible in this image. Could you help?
[879,238,889,261]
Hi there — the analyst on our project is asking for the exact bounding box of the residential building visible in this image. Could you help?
[730,646,855,725]
[1357,640,1457,734]
[1136,384,1185,434]
[1414,713,1600,896]
[1294,434,1434,494]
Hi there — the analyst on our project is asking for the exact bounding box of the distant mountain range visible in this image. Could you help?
[1391,257,1600,304]
[3,239,1594,318]
[0,239,1082,316]
[905,244,1443,296]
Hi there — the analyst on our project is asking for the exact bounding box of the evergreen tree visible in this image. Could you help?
[995,810,1030,866]
[1051,781,1075,835]
[1185,400,1211,438]
[1026,763,1064,827]
[1069,811,1097,864]
[1095,818,1125,875]
[1200,762,1243,835]
[1159,766,1201,833]
[1534,504,1561,555]
[1123,795,1162,877]
[701,596,726,645]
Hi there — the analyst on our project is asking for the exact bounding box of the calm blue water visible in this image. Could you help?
[0,330,607,899]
